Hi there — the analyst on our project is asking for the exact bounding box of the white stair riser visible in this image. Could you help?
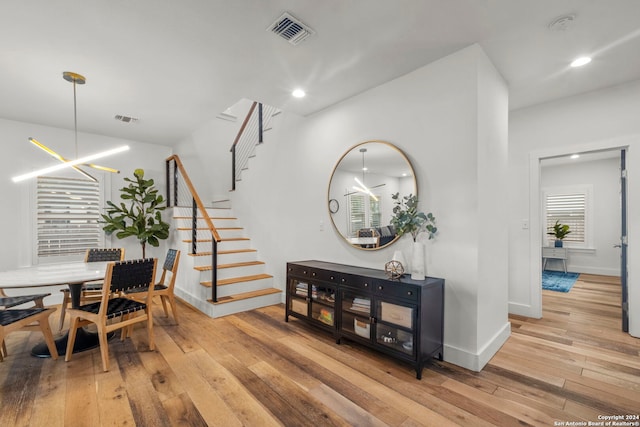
[172,207,235,219]
[192,251,257,267]
[217,239,252,251]
[214,263,266,280]
[217,251,257,265]
[217,277,274,297]
[212,293,283,318]
[174,218,240,228]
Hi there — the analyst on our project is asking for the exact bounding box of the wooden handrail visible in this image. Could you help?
[230,101,257,151]
[165,154,221,243]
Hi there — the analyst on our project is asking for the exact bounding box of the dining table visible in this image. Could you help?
[0,261,109,357]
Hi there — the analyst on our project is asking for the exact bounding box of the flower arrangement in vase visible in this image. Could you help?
[390,193,437,280]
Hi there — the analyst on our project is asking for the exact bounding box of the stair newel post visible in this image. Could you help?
[191,198,197,255]
[212,237,218,303]
[231,144,237,191]
[165,159,171,207]
[173,159,178,207]
[258,102,263,144]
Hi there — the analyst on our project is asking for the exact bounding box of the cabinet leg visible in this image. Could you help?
[336,337,341,345]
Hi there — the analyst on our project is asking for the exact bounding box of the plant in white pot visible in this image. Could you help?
[390,193,437,280]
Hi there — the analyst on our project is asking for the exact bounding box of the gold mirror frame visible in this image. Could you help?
[327,140,417,250]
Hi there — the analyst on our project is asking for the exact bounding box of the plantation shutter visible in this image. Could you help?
[348,194,365,235]
[37,176,102,257]
[545,192,586,244]
[369,196,381,228]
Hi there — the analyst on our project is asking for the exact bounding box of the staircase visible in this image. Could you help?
[170,206,281,318]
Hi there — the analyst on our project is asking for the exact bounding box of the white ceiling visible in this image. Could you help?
[2,1,640,146]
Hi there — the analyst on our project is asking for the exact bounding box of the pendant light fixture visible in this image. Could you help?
[345,147,385,201]
[12,71,129,183]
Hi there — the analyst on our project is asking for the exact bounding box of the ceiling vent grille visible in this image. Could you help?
[268,12,314,45]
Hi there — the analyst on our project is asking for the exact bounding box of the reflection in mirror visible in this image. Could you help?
[328,140,417,250]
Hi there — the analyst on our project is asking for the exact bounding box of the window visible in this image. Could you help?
[36,176,103,258]
[543,186,592,247]
[347,193,381,236]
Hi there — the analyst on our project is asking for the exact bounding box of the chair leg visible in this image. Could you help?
[65,317,80,361]
[167,295,179,324]
[59,291,70,332]
[160,295,169,317]
[97,323,110,372]
[147,312,155,351]
[38,316,59,360]
[0,334,5,362]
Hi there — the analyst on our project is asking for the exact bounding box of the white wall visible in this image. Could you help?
[508,79,640,337]
[0,118,172,302]
[200,44,510,371]
[541,157,621,275]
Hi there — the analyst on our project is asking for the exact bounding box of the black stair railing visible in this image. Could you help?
[166,155,221,302]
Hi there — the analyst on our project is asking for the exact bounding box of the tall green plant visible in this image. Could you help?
[101,169,170,258]
[390,193,437,242]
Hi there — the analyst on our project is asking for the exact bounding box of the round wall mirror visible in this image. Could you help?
[328,140,417,250]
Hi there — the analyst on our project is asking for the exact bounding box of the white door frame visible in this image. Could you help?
[527,139,630,319]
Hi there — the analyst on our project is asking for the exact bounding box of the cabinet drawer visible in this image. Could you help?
[309,268,339,283]
[341,274,373,291]
[287,264,311,277]
[373,281,419,302]
[542,248,567,258]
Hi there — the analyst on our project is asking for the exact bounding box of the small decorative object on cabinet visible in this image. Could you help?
[384,260,405,279]
[285,260,444,379]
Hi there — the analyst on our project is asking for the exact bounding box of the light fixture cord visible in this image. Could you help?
[73,78,78,159]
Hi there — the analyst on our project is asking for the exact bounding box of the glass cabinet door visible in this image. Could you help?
[375,300,415,356]
[288,279,309,316]
[340,290,372,340]
[310,284,336,326]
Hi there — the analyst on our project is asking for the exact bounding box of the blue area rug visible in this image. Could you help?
[542,271,579,292]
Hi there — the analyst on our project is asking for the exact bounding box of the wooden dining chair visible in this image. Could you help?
[124,249,181,324]
[65,258,157,372]
[1,288,52,358]
[0,307,59,361]
[58,248,125,331]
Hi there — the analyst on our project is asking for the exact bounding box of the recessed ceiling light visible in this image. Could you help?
[292,89,306,98]
[570,154,580,159]
[570,56,591,67]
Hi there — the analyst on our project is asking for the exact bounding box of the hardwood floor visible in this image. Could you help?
[1,274,638,426]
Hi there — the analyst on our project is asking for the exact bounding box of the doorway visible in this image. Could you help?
[537,148,628,330]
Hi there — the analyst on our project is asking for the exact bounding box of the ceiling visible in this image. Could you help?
[2,1,640,146]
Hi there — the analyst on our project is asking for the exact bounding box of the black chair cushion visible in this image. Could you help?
[0,308,46,326]
[0,294,50,308]
[76,298,146,320]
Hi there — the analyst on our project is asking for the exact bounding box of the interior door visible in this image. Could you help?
[620,149,629,332]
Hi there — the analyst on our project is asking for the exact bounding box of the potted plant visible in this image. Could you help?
[390,193,437,280]
[101,169,170,258]
[547,220,571,247]
[390,193,437,241]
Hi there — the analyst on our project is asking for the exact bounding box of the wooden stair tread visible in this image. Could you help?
[208,288,281,305]
[200,273,274,287]
[188,249,257,257]
[194,260,264,272]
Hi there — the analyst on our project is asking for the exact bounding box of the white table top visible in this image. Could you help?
[0,262,109,289]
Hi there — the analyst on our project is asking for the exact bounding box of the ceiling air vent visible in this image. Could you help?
[114,114,139,124]
[268,12,314,46]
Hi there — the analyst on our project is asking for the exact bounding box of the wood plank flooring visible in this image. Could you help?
[1,274,638,426]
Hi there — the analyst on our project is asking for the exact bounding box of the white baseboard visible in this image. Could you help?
[444,322,511,371]
[508,301,540,318]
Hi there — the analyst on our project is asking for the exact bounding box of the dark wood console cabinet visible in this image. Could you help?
[285,260,444,379]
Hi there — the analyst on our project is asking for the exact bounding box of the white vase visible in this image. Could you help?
[411,241,426,280]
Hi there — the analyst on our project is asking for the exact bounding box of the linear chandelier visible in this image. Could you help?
[11,71,129,183]
[345,147,384,201]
